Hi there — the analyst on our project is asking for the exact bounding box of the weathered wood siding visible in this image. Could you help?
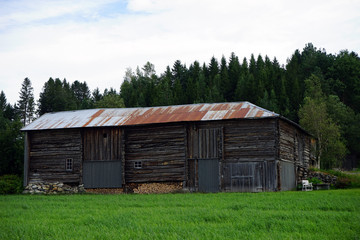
[187,126,223,159]
[278,119,312,188]
[82,127,122,188]
[278,119,311,167]
[83,128,121,161]
[125,124,186,183]
[186,119,277,192]
[28,129,82,184]
[222,119,277,192]
[223,119,277,162]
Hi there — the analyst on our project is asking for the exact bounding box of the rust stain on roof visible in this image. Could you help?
[83,109,105,127]
[22,102,279,131]
[255,110,264,118]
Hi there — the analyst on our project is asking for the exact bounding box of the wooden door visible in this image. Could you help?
[188,127,222,192]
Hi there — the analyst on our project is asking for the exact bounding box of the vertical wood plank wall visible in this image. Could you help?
[83,128,121,161]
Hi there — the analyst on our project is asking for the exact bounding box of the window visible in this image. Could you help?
[134,161,142,169]
[66,158,73,171]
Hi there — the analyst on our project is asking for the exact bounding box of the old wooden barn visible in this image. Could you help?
[22,102,313,192]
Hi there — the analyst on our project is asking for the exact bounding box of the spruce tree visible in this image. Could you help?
[18,77,35,125]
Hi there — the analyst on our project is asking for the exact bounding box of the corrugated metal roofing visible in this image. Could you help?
[22,102,279,131]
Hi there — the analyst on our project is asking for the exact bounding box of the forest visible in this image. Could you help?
[1,43,359,176]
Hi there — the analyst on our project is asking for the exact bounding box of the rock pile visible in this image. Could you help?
[23,182,85,194]
[131,182,183,194]
[307,171,337,185]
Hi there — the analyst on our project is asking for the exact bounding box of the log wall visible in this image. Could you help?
[124,124,186,183]
[223,119,277,162]
[28,129,82,184]
[278,119,311,167]
[278,119,312,186]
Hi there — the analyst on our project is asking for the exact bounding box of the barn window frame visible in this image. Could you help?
[134,161,142,169]
[65,158,73,172]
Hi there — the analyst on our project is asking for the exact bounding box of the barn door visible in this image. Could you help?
[198,159,219,192]
[189,128,222,192]
[83,161,122,188]
[82,128,122,188]
[224,162,264,192]
[279,161,296,191]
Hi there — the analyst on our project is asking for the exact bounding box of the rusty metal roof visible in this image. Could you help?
[22,102,279,131]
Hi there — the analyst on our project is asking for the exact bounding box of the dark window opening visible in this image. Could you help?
[103,133,108,138]
[66,158,73,171]
[134,161,142,169]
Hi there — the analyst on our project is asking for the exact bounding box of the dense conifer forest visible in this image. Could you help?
[1,43,360,175]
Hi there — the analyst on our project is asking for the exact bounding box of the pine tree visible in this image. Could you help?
[220,56,230,100]
[18,77,35,125]
[228,52,241,101]
[0,91,6,113]
[71,81,91,109]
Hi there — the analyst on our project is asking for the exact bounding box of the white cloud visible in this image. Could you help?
[0,0,359,104]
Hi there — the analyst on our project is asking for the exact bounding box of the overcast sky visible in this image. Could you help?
[1,0,359,105]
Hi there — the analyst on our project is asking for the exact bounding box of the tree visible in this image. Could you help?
[220,56,230,101]
[299,74,346,169]
[94,94,125,108]
[71,80,91,109]
[227,53,241,100]
[18,78,35,125]
[38,78,77,115]
[259,89,279,113]
[0,118,23,175]
[0,91,23,176]
[0,91,6,113]
[92,87,103,105]
[329,50,360,113]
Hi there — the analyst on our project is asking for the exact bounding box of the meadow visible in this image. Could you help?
[1,189,359,239]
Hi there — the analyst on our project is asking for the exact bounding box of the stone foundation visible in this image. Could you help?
[23,182,85,194]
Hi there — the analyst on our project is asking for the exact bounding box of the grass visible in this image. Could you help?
[1,190,360,239]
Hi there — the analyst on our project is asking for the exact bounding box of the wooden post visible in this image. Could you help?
[23,132,29,186]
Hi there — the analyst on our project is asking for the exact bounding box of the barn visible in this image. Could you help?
[22,102,314,193]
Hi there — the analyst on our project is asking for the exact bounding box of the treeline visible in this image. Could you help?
[1,43,359,174]
[120,44,360,121]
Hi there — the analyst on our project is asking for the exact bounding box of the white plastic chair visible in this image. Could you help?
[302,180,313,191]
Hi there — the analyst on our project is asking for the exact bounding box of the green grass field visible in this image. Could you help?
[1,189,359,239]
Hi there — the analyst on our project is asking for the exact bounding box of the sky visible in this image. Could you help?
[1,0,359,105]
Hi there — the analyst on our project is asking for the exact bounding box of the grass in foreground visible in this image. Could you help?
[1,189,359,239]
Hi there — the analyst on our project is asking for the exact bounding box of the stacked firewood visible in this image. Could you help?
[133,182,182,194]
[85,188,124,194]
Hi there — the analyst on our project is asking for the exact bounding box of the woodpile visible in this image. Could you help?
[85,188,124,194]
[131,182,183,194]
